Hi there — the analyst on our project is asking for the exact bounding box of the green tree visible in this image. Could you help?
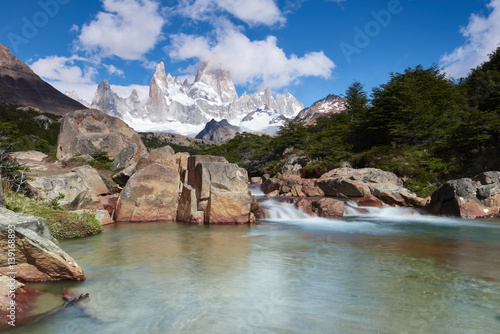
[345,80,369,122]
[366,65,463,149]
[275,116,308,153]
[344,81,370,150]
[451,46,500,169]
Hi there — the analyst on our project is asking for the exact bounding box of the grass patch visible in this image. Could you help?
[4,188,103,240]
[89,149,114,170]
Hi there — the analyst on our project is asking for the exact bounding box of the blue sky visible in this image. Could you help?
[1,0,499,108]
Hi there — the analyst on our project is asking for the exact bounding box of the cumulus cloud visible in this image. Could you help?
[29,55,98,102]
[104,64,125,77]
[77,0,166,60]
[168,24,335,89]
[440,0,500,78]
[176,0,285,26]
[111,84,150,101]
[30,55,97,85]
[29,56,149,103]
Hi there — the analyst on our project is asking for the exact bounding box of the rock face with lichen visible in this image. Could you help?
[0,208,85,282]
[114,163,181,222]
[26,165,108,210]
[56,109,146,169]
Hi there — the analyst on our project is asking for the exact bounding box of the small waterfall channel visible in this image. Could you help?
[249,183,420,221]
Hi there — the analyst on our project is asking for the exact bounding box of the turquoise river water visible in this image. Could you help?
[5,193,500,334]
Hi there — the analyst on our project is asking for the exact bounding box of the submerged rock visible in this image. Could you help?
[0,274,47,330]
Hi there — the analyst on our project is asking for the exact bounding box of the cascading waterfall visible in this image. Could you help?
[248,184,265,196]
[343,200,421,217]
[256,196,498,236]
[260,200,311,220]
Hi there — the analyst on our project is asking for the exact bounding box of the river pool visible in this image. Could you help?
[6,200,500,334]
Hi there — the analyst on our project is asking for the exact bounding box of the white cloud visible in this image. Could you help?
[169,24,335,89]
[111,84,150,101]
[77,0,166,60]
[29,55,98,102]
[216,0,285,26]
[176,0,285,26]
[104,64,125,77]
[440,0,500,78]
[30,55,97,85]
[29,56,150,104]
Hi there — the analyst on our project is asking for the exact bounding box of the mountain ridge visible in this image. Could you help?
[0,42,87,115]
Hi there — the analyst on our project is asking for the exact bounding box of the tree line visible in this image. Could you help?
[201,47,500,196]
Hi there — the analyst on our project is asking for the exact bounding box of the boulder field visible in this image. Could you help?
[259,166,500,219]
[262,167,428,215]
[114,148,256,224]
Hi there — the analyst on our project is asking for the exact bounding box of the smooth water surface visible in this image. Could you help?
[7,201,500,334]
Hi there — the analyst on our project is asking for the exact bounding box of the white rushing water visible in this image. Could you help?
[248,184,265,196]
[258,198,500,235]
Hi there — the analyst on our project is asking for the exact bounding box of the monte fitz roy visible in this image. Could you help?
[73,61,305,136]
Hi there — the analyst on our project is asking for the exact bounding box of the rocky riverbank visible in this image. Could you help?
[256,160,500,220]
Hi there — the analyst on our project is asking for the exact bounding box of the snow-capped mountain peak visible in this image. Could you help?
[85,62,304,136]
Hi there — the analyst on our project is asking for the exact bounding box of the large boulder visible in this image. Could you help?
[133,146,176,173]
[114,164,181,222]
[368,183,427,207]
[113,143,139,170]
[195,161,251,223]
[318,167,402,197]
[56,109,147,168]
[427,172,500,218]
[179,156,253,224]
[316,167,426,207]
[0,208,85,281]
[26,165,108,210]
[114,153,255,224]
